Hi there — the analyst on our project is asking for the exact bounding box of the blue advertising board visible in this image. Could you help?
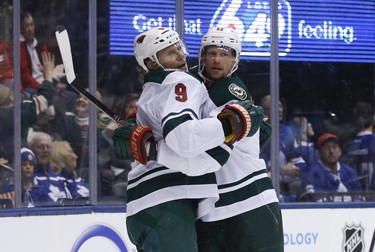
[109,0,375,63]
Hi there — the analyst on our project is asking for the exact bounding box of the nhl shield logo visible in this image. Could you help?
[343,224,364,252]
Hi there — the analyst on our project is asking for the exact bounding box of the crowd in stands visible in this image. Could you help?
[0,10,139,208]
[259,95,375,202]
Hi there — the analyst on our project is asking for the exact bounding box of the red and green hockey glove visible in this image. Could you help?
[112,118,156,164]
[247,104,264,137]
[217,100,264,144]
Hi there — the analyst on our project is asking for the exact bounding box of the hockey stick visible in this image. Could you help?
[55,25,122,123]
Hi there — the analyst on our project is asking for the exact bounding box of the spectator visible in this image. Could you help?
[20,11,64,97]
[289,116,318,164]
[260,94,306,202]
[68,90,111,180]
[98,92,140,197]
[0,51,57,162]
[0,157,14,207]
[0,40,13,87]
[28,131,71,205]
[0,84,12,107]
[342,102,375,192]
[1,148,52,207]
[50,141,89,199]
[31,104,63,140]
[302,133,362,202]
[29,89,110,183]
[0,157,13,194]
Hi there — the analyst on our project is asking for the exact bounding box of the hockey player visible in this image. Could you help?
[112,27,264,252]
[190,27,284,252]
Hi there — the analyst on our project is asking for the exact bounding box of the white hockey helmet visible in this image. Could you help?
[134,27,187,72]
[199,27,242,78]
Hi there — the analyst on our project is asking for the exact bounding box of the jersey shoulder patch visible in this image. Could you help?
[228,83,247,100]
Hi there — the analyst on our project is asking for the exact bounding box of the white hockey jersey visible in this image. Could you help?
[188,67,280,222]
[126,70,231,217]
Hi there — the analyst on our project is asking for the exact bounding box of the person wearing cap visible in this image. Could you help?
[1,147,53,207]
[301,132,362,202]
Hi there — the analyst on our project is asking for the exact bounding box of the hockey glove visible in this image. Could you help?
[113,118,137,160]
[218,101,264,144]
[218,100,252,144]
[259,120,272,153]
[129,125,155,165]
[247,104,264,137]
[112,118,156,165]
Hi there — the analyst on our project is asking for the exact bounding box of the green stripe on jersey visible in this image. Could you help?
[127,167,167,184]
[215,176,274,207]
[206,145,231,166]
[218,169,267,190]
[127,168,217,202]
[162,109,197,138]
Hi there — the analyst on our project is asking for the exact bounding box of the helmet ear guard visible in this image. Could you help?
[198,26,242,78]
[134,27,187,72]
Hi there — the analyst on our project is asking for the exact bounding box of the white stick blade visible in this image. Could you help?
[55,26,76,84]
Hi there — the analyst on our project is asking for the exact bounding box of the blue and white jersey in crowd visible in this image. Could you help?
[295,140,318,165]
[60,170,89,199]
[261,123,306,171]
[302,160,362,202]
[33,164,72,203]
[342,130,375,191]
[1,183,54,207]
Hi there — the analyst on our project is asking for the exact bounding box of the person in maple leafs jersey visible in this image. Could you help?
[189,27,284,252]
[113,27,262,252]
[341,102,375,192]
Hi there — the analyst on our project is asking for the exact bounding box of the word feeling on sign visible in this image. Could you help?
[298,20,355,45]
[109,0,375,63]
